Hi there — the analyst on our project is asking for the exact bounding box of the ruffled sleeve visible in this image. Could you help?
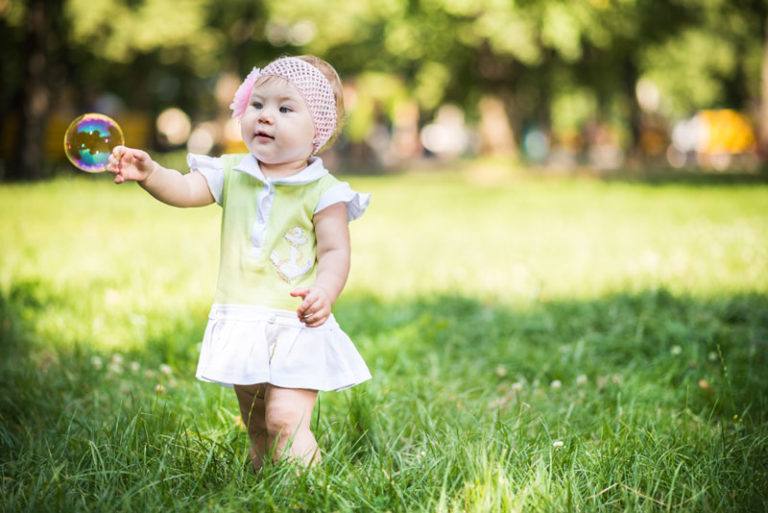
[315,182,371,221]
[187,153,225,205]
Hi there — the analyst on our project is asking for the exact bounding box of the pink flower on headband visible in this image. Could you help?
[229,67,261,120]
[229,57,338,154]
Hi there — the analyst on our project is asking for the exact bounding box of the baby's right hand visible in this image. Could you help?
[107,146,156,184]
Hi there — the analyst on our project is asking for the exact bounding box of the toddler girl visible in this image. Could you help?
[107,55,371,469]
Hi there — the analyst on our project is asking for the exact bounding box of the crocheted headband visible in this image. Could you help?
[230,57,338,154]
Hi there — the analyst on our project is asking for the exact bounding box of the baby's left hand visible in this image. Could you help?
[291,286,333,327]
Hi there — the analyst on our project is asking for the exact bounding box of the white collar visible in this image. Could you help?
[232,154,329,185]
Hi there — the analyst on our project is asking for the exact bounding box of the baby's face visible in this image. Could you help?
[241,77,315,174]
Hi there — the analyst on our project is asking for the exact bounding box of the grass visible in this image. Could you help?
[1,166,767,512]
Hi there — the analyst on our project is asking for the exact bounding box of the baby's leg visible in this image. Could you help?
[264,385,320,466]
[234,384,267,471]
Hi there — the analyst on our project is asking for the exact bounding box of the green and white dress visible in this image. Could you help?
[189,152,371,391]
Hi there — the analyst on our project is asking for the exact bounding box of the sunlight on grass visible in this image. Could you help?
[1,177,219,351]
[349,172,767,301]
[2,172,765,351]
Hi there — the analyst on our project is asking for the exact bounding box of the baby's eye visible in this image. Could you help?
[279,106,292,113]
[251,101,263,109]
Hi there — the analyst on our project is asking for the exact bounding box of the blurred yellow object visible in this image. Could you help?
[697,109,756,155]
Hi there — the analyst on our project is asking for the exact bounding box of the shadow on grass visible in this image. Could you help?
[2,283,768,511]
[598,166,768,186]
[338,289,768,415]
[0,281,209,442]
[2,283,767,431]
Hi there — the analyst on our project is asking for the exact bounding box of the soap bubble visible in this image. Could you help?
[63,113,124,172]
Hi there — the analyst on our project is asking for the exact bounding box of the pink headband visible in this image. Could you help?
[230,57,338,154]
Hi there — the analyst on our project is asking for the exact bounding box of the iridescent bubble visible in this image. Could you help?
[63,113,124,173]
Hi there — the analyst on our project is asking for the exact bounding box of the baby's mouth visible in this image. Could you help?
[256,131,274,140]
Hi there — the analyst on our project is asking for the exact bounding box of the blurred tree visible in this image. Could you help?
[63,0,225,113]
[1,0,766,179]
[1,0,66,180]
[761,15,768,158]
[263,0,700,154]
[1,0,271,179]
[641,0,766,114]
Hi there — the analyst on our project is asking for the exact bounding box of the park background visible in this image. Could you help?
[1,0,768,511]
[2,0,768,175]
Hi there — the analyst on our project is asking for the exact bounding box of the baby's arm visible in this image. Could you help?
[291,202,350,327]
[107,146,214,207]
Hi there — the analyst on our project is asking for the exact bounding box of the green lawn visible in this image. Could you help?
[1,168,767,512]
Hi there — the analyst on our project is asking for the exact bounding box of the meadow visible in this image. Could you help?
[1,164,767,512]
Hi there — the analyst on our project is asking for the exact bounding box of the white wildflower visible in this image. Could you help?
[160,364,173,376]
[553,440,564,448]
[671,345,682,355]
[576,374,588,386]
[155,384,166,394]
[90,356,103,369]
[130,361,140,374]
[550,380,562,389]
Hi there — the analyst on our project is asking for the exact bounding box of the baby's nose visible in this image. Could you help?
[258,108,275,123]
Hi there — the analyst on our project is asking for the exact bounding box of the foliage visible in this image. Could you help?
[1,1,765,177]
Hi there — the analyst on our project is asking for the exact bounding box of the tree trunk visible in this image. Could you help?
[759,15,768,162]
[9,0,51,180]
[623,57,642,164]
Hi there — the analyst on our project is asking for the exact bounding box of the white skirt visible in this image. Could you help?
[196,304,371,391]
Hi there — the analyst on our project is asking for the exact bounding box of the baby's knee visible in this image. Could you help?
[265,403,306,437]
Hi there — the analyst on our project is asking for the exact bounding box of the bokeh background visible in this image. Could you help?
[1,0,767,178]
